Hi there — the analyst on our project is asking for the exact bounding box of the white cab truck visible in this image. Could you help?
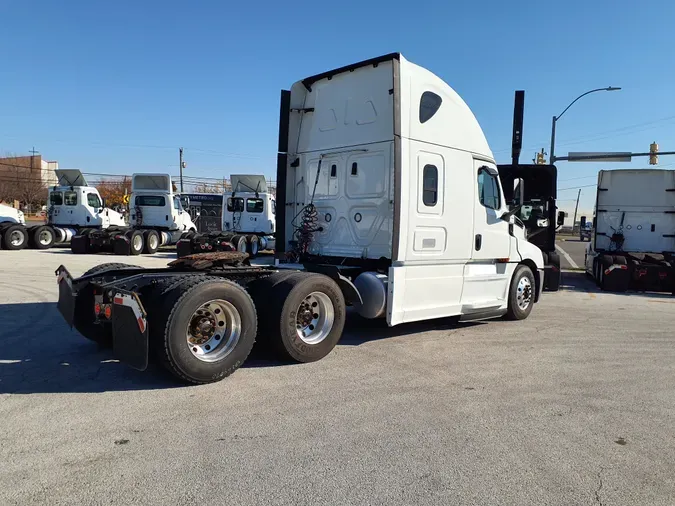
[176,175,276,258]
[55,53,544,385]
[585,169,675,293]
[0,169,125,250]
[72,173,197,255]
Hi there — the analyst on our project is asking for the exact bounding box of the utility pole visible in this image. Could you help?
[572,188,581,232]
[179,148,185,192]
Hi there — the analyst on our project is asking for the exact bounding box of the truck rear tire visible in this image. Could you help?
[231,234,247,253]
[253,272,346,363]
[505,264,535,320]
[247,235,259,258]
[144,230,160,254]
[74,263,142,347]
[154,278,258,384]
[30,225,55,249]
[1,224,27,250]
[127,230,144,255]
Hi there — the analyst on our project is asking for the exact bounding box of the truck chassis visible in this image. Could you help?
[586,250,675,294]
[56,252,349,384]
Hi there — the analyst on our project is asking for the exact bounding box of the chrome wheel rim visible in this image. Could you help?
[39,230,53,245]
[251,240,258,255]
[186,299,241,362]
[237,239,246,253]
[516,275,532,310]
[10,230,25,247]
[296,292,334,345]
[132,234,143,251]
[149,234,158,250]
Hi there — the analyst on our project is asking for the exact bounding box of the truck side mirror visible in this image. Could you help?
[557,210,566,226]
[513,178,525,206]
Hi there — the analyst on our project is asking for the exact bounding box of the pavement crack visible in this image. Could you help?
[594,466,605,506]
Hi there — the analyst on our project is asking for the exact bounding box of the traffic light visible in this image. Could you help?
[535,149,546,165]
[650,142,659,165]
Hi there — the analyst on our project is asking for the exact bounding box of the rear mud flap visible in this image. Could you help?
[112,290,149,370]
[113,236,131,255]
[56,266,76,327]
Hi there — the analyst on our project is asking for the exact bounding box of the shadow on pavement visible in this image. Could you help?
[0,300,485,392]
[561,271,674,299]
[0,302,181,394]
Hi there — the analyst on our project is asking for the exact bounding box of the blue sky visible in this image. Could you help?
[1,0,674,213]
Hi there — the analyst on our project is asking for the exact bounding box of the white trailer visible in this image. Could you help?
[56,53,544,384]
[584,169,675,293]
[73,173,197,255]
[0,169,126,250]
[177,175,276,258]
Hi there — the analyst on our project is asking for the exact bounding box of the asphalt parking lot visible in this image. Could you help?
[1,248,675,506]
[555,236,588,270]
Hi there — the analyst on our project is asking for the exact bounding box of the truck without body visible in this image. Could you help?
[56,53,545,384]
[498,164,565,291]
[72,173,197,255]
[584,169,675,293]
[0,169,125,250]
[177,175,276,258]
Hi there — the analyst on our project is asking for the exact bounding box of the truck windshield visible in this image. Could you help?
[135,195,166,206]
[50,192,63,205]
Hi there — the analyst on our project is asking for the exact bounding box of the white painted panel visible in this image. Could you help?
[387,264,464,325]
[461,262,513,306]
[413,227,445,253]
[295,61,394,154]
[346,153,386,199]
[299,141,393,260]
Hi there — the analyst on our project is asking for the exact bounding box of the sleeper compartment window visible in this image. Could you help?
[422,165,438,207]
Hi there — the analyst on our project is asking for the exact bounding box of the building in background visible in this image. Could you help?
[0,154,59,187]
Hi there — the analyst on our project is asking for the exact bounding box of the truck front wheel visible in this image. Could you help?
[254,272,346,363]
[505,265,535,320]
[156,278,257,384]
[546,251,561,291]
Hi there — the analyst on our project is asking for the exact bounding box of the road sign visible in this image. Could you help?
[567,152,632,162]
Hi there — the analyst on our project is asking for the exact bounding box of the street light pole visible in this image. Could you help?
[549,87,621,164]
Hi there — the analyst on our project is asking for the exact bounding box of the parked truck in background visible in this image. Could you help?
[71,173,197,255]
[176,175,276,258]
[56,53,545,385]
[585,169,675,293]
[0,169,126,250]
[579,216,592,241]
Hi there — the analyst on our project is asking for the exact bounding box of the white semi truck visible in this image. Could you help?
[72,173,197,255]
[176,174,276,258]
[0,169,126,250]
[55,53,544,384]
[585,169,675,293]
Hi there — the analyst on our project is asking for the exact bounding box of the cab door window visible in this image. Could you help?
[477,168,501,210]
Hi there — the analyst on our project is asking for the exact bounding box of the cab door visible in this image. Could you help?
[461,161,512,305]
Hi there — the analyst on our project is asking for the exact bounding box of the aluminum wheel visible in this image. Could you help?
[516,275,532,310]
[295,292,335,345]
[250,239,259,256]
[186,299,241,362]
[132,234,143,251]
[10,230,25,247]
[39,229,53,246]
[148,234,159,250]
